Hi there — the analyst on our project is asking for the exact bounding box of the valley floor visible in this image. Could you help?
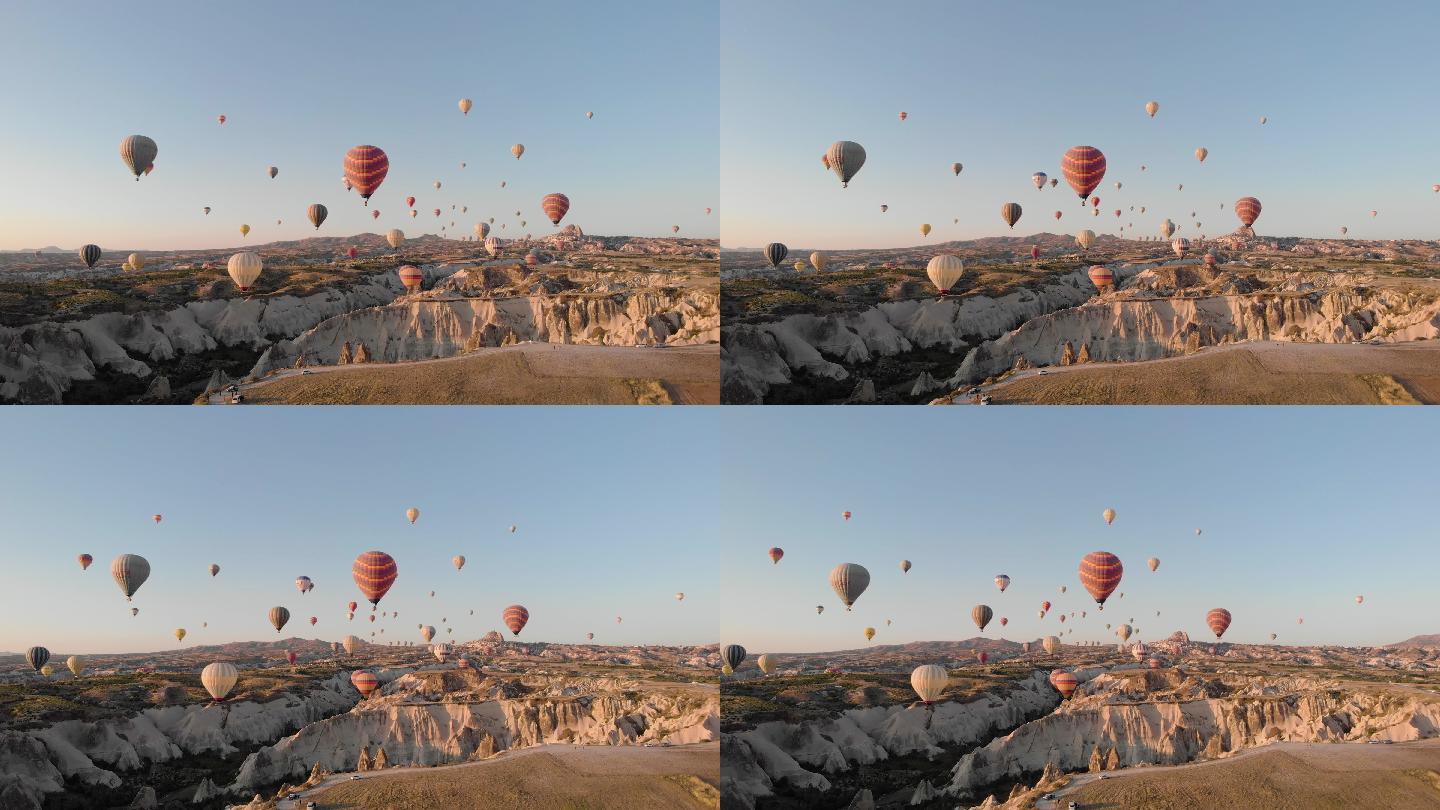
[967,339,1440,404]
[1042,739,1440,810]
[213,343,720,405]
[282,742,720,810]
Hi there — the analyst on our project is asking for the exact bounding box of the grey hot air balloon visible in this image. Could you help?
[79,244,102,268]
[826,141,866,187]
[268,606,290,633]
[25,646,49,672]
[111,554,150,601]
[119,135,157,180]
[971,604,994,632]
[307,204,328,230]
[829,563,870,611]
[721,644,746,671]
[763,242,788,268]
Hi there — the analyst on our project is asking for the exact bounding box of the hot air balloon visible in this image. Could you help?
[541,193,570,226]
[1260,116,1268,124]
[899,559,912,574]
[24,646,49,673]
[1194,147,1209,163]
[926,254,964,295]
[485,236,501,257]
[1062,146,1106,202]
[1356,595,1364,605]
[510,144,525,160]
[863,627,876,641]
[830,563,870,611]
[77,244,103,269]
[826,141,866,187]
[352,551,398,606]
[755,654,776,674]
[305,204,329,230]
[1159,219,1176,239]
[1078,551,1123,607]
[1042,636,1060,654]
[675,592,685,601]
[307,615,317,627]
[238,224,251,238]
[1203,252,1217,268]
[841,511,852,521]
[119,135,157,180]
[1000,203,1022,229]
[503,604,529,635]
[224,252,262,293]
[66,655,86,676]
[267,607,290,633]
[201,662,239,701]
[808,251,827,272]
[971,605,994,632]
[342,146,390,207]
[1041,600,1052,613]
[342,635,360,655]
[458,98,472,115]
[351,670,380,699]
[420,625,435,642]
[130,608,139,616]
[763,243,788,267]
[1032,172,1048,190]
[722,644,746,671]
[475,222,490,240]
[952,162,963,176]
[1145,101,1159,118]
[1171,237,1191,258]
[1235,197,1262,228]
[1206,608,1231,638]
[911,664,948,705]
[1076,230,1096,251]
[111,554,150,601]
[78,553,93,570]
[398,265,423,293]
[175,628,187,643]
[768,547,784,564]
[1116,624,1132,641]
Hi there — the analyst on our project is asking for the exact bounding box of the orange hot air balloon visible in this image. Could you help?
[841,511,851,521]
[343,145,388,205]
[1087,266,1114,289]
[351,670,380,698]
[1206,608,1232,639]
[352,551,398,606]
[768,547,784,564]
[541,193,570,226]
[1078,551,1123,607]
[348,601,358,613]
[1052,671,1079,699]
[502,605,530,636]
[78,554,93,570]
[1040,600,1052,613]
[1091,196,1100,209]
[1062,146,1106,202]
[398,265,423,293]
[153,514,163,524]
[1234,197,1262,227]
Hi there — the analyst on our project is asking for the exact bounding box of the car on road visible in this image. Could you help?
[1041,793,1055,800]
[350,774,363,780]
[1038,369,1049,375]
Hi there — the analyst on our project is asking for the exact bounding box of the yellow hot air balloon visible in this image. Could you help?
[1195,147,1208,163]
[792,260,806,272]
[910,664,948,704]
[1076,230,1096,251]
[226,252,262,293]
[201,662,238,701]
[175,628,187,642]
[128,253,146,271]
[926,254,964,295]
[1147,557,1160,572]
[864,627,876,641]
[239,224,250,238]
[809,251,827,272]
[511,144,525,160]
[386,229,405,249]
[1145,101,1159,118]
[458,98,472,115]
[66,655,87,676]
[756,654,776,674]
[919,223,932,237]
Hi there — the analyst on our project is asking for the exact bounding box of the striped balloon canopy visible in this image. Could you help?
[343,145,389,204]
[1061,146,1106,201]
[502,604,530,636]
[1077,551,1123,606]
[352,551,398,606]
[541,193,570,226]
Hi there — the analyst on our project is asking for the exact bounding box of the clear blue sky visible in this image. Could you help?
[0,0,716,251]
[0,408,718,654]
[721,0,1440,249]
[720,407,1434,653]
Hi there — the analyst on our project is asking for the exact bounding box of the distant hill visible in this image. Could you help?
[1386,634,1440,649]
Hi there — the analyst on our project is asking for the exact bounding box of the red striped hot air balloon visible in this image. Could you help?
[502,605,530,636]
[1234,197,1262,228]
[768,547,784,564]
[1087,266,1115,290]
[1206,608,1232,639]
[1078,551,1123,608]
[352,551,397,607]
[343,146,389,205]
[541,193,570,226]
[1062,146,1107,203]
[351,670,380,699]
[1052,671,1079,699]
[397,265,422,293]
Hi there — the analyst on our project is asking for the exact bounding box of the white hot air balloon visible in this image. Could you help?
[911,664,948,705]
[226,252,262,293]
